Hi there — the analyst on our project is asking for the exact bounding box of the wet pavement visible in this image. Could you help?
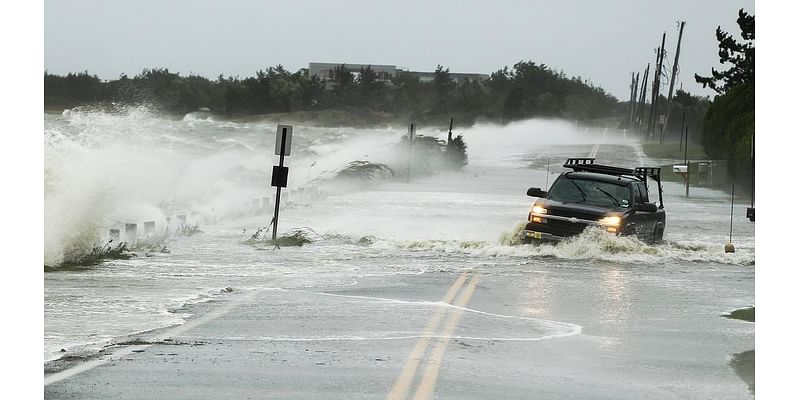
[45,260,754,399]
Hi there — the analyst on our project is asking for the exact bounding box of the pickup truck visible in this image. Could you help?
[521,158,665,244]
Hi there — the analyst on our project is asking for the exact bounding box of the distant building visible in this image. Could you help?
[308,62,489,89]
[401,70,490,83]
[308,63,397,89]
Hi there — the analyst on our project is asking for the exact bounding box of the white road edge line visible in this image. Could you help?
[44,289,258,386]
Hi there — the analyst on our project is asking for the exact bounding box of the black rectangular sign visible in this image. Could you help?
[271,166,289,188]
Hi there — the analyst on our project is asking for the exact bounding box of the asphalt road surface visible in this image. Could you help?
[45,260,754,400]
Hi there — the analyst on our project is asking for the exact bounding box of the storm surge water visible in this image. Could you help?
[369,226,754,266]
[44,109,754,363]
[44,107,404,267]
[45,106,268,266]
[44,110,597,267]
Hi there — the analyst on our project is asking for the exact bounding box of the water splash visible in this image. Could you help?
[45,107,265,266]
[366,226,754,266]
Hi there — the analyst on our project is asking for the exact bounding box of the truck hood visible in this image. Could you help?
[540,199,629,219]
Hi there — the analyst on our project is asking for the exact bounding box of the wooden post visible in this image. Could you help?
[647,48,658,136]
[637,64,650,131]
[684,125,690,197]
[447,117,453,144]
[649,32,666,140]
[679,111,686,151]
[662,21,686,144]
[750,135,755,208]
[729,184,735,240]
[631,72,640,125]
[628,73,636,125]
[406,123,414,183]
[684,126,689,165]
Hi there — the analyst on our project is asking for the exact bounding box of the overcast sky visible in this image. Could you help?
[45,0,753,99]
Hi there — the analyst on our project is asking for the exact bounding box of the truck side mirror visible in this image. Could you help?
[527,187,548,197]
[634,203,658,212]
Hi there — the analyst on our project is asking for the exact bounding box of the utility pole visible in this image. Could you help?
[679,111,686,153]
[684,125,690,197]
[631,72,640,126]
[406,123,415,183]
[662,21,686,144]
[628,73,636,125]
[637,64,650,131]
[447,117,454,144]
[747,135,755,221]
[649,32,666,140]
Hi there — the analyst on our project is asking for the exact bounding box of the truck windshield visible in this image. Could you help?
[548,177,631,208]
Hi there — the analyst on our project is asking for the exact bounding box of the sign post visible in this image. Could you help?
[271,125,292,241]
[747,134,755,222]
[406,123,415,183]
[684,126,690,197]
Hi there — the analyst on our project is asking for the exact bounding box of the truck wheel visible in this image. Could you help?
[653,226,664,244]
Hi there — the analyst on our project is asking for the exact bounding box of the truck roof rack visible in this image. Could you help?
[634,167,661,182]
[563,158,664,209]
[563,158,636,177]
[635,167,664,209]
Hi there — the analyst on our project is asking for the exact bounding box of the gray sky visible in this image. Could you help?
[45,0,754,99]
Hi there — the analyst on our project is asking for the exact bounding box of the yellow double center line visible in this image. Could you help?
[589,144,600,158]
[387,271,480,400]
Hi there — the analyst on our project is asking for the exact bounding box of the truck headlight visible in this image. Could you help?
[529,206,548,223]
[598,216,621,226]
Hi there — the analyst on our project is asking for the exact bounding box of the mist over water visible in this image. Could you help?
[44,107,755,265]
[44,107,754,362]
[44,109,595,265]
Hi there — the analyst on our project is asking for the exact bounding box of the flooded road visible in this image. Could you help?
[44,109,754,398]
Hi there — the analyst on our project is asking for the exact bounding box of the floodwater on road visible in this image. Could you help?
[44,109,754,398]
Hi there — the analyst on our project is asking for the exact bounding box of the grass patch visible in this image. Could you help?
[271,230,314,247]
[641,142,708,160]
[246,226,320,247]
[45,242,136,271]
[730,350,755,394]
[725,307,755,322]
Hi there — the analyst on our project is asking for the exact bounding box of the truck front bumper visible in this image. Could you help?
[520,229,565,243]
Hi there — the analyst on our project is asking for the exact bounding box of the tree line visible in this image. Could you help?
[45,61,622,124]
[694,8,755,188]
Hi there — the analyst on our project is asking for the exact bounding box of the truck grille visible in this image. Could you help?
[546,206,602,222]
[538,219,589,237]
[534,207,602,237]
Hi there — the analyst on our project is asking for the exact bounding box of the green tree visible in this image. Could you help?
[664,90,710,141]
[695,8,755,188]
[267,65,297,112]
[431,65,455,115]
[292,71,323,110]
[701,83,754,179]
[332,64,355,105]
[390,72,424,116]
[356,65,386,109]
[453,79,489,121]
[695,9,755,94]
[45,61,620,124]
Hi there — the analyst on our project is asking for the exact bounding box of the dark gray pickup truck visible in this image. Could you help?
[521,158,665,244]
